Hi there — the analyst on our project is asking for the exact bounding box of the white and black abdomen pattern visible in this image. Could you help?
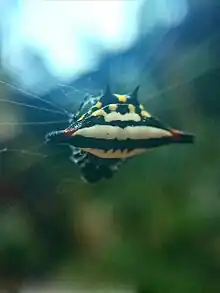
[50,86,194,183]
[69,145,125,183]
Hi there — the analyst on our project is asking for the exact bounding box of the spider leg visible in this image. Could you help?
[68,146,127,183]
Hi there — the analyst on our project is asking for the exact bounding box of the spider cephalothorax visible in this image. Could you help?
[45,85,195,182]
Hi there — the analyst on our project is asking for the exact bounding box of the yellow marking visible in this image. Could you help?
[105,112,141,122]
[116,95,127,103]
[78,113,86,121]
[141,110,151,118]
[140,104,145,110]
[128,104,136,113]
[81,148,146,159]
[96,101,102,108]
[91,109,106,117]
[109,104,118,111]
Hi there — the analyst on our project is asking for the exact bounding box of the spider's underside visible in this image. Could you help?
[45,86,195,183]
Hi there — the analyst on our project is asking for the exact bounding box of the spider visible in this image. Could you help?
[44,85,195,183]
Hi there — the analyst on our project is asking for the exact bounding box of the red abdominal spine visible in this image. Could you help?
[64,128,75,136]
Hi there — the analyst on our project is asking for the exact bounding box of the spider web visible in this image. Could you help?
[0,30,219,160]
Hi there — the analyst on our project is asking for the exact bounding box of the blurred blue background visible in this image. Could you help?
[0,0,220,292]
